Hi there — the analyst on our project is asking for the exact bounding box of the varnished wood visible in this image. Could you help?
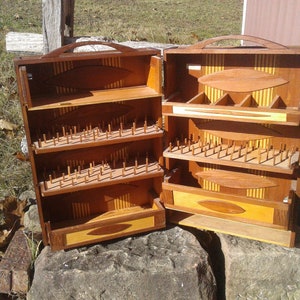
[49,198,165,251]
[162,36,299,247]
[33,122,163,154]
[162,101,300,126]
[162,182,292,208]
[198,200,246,214]
[40,159,163,196]
[198,69,288,93]
[45,65,131,90]
[163,141,299,174]
[15,42,165,250]
[196,170,278,189]
[194,120,282,140]
[29,86,161,111]
[188,35,288,51]
[168,211,295,247]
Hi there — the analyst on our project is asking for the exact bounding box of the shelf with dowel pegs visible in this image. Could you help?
[40,156,163,196]
[33,120,163,154]
[164,138,299,175]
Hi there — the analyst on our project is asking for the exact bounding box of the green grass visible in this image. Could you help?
[74,0,243,44]
[0,0,42,198]
[0,0,243,198]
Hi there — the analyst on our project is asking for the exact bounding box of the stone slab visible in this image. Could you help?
[218,233,300,300]
[28,226,217,300]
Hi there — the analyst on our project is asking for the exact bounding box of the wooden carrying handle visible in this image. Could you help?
[42,41,137,58]
[187,35,287,50]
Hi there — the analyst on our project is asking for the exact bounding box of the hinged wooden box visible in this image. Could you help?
[15,41,165,250]
[162,35,300,247]
[16,36,300,250]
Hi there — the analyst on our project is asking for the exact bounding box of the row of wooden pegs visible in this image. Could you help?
[36,120,161,148]
[167,138,299,167]
[42,156,162,191]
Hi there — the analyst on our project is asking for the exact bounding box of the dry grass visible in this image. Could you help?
[0,0,243,198]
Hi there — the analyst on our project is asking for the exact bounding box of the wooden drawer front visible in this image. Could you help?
[47,198,165,251]
[50,216,154,251]
[162,183,291,229]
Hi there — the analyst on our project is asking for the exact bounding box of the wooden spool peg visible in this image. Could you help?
[192,145,195,155]
[43,133,47,143]
[145,155,149,173]
[122,161,126,176]
[230,142,236,160]
[134,158,138,175]
[184,138,188,147]
[244,143,249,162]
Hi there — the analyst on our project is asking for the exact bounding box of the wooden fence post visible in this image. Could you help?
[42,0,75,53]
[63,0,75,39]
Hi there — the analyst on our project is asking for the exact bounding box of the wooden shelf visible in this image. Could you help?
[28,86,162,111]
[168,211,295,248]
[47,198,165,251]
[163,100,300,126]
[164,142,299,175]
[40,158,164,196]
[33,122,163,154]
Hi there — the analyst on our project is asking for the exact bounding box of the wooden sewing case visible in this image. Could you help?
[15,41,165,250]
[162,35,300,247]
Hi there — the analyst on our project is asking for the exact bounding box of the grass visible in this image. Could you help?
[0,0,243,198]
[74,0,243,44]
[0,0,42,198]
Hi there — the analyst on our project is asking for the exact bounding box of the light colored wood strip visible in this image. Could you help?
[168,212,295,247]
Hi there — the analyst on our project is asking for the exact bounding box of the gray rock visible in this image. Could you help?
[218,234,300,300]
[27,226,217,300]
[23,204,41,233]
[18,190,36,203]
